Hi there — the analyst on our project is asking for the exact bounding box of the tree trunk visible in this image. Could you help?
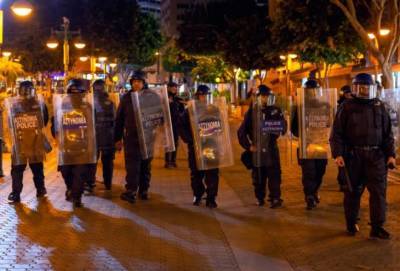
[381,63,394,89]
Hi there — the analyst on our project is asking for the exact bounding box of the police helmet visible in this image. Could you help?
[66,78,87,94]
[352,73,376,99]
[256,85,275,106]
[196,85,210,96]
[304,79,322,98]
[129,71,146,85]
[92,79,106,93]
[18,81,35,98]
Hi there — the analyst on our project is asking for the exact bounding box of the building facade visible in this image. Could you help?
[138,0,161,19]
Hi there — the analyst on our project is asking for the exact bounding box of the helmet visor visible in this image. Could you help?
[352,84,376,99]
[260,93,276,106]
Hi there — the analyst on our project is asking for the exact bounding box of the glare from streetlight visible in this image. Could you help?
[74,42,86,49]
[110,63,117,68]
[79,56,88,62]
[2,51,11,57]
[280,55,286,60]
[368,33,376,39]
[380,29,390,36]
[288,53,298,59]
[46,36,59,49]
[98,56,107,62]
[11,0,33,17]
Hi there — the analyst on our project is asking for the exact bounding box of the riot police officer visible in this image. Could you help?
[8,81,49,203]
[115,71,153,203]
[238,85,287,208]
[338,85,352,106]
[291,79,331,210]
[179,85,220,208]
[165,82,185,168]
[86,79,116,191]
[51,78,96,207]
[330,73,395,239]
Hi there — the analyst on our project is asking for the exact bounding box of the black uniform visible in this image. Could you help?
[238,105,287,202]
[291,104,328,203]
[115,90,152,196]
[165,95,185,167]
[86,92,116,190]
[51,95,95,203]
[11,98,49,196]
[330,98,394,229]
[179,106,219,202]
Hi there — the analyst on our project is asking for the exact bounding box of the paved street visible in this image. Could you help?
[0,120,398,271]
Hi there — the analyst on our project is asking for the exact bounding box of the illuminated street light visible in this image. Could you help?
[280,55,286,60]
[98,56,107,62]
[46,36,59,49]
[368,33,376,39]
[79,56,88,62]
[2,51,11,57]
[74,36,86,49]
[380,29,390,36]
[288,53,298,59]
[10,0,33,17]
[110,63,117,68]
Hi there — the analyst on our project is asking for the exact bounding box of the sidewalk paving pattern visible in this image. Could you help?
[0,120,398,270]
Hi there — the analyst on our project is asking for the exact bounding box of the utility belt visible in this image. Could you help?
[350,145,380,151]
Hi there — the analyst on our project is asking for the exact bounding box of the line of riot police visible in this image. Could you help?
[3,71,396,240]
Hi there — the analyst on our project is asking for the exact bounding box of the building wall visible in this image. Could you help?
[138,0,161,19]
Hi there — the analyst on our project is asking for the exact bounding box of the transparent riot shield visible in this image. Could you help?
[131,87,175,160]
[53,93,97,165]
[94,92,118,151]
[252,96,286,167]
[5,94,47,165]
[380,88,400,156]
[297,88,336,159]
[188,96,234,170]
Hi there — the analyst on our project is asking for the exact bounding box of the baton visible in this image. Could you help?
[342,166,353,193]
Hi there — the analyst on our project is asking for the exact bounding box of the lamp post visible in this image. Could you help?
[46,17,86,82]
[0,0,33,178]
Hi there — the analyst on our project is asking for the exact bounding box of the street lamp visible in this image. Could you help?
[10,0,33,17]
[46,17,86,80]
[79,56,88,62]
[2,50,11,57]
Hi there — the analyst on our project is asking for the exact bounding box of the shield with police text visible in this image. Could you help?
[5,94,47,165]
[252,95,286,167]
[380,88,400,156]
[188,97,234,170]
[131,87,175,159]
[53,93,97,165]
[94,92,118,151]
[297,88,336,159]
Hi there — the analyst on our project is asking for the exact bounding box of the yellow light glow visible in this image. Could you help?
[288,53,298,59]
[380,29,390,36]
[368,33,376,39]
[11,0,33,17]
[74,42,86,49]
[95,63,102,68]
[2,51,11,57]
[280,55,286,60]
[110,63,117,68]
[98,56,107,62]
[79,56,88,62]
[46,42,58,49]
[112,76,118,82]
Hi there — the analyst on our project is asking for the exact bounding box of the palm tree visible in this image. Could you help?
[0,58,25,89]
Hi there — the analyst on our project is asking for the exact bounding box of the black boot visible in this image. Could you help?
[120,191,136,203]
[370,226,391,240]
[8,192,20,203]
[36,187,47,198]
[346,223,360,236]
[270,199,283,209]
[206,197,218,209]
[306,196,317,210]
[193,196,202,206]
